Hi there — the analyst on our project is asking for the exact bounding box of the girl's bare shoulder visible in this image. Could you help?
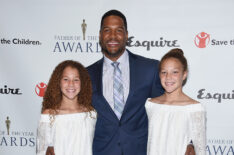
[149,96,164,104]
[42,109,54,114]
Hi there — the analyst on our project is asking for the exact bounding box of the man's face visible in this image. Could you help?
[99,15,128,60]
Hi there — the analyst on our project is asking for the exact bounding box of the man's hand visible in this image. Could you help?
[185,144,195,155]
[46,146,55,155]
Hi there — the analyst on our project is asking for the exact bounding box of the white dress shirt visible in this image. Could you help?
[102,50,130,110]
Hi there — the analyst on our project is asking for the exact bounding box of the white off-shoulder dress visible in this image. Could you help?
[36,111,96,155]
[145,100,206,155]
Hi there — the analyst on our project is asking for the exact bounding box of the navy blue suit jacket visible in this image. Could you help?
[87,50,164,155]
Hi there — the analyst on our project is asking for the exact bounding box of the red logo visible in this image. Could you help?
[35,82,47,97]
[194,32,210,48]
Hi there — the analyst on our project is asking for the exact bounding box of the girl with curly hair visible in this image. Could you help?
[36,60,96,155]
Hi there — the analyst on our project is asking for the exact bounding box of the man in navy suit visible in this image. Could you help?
[87,10,163,155]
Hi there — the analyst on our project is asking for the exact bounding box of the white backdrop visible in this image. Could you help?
[0,0,234,154]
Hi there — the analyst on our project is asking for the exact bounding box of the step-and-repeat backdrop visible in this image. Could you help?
[1,0,234,154]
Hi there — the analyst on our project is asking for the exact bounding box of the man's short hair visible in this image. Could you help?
[100,9,128,31]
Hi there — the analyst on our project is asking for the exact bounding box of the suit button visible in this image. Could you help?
[119,122,121,126]
[118,142,121,146]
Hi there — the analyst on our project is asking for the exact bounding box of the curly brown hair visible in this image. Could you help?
[41,60,93,114]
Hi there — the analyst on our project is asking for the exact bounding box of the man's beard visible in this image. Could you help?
[100,41,126,58]
[102,47,125,58]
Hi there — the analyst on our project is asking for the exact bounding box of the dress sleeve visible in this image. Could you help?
[36,116,55,155]
[189,106,206,155]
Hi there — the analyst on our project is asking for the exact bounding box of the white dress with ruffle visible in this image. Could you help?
[36,111,96,155]
[145,100,206,155]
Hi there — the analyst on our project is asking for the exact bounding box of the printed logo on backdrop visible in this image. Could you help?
[53,19,100,53]
[0,38,41,45]
[194,32,210,48]
[35,82,47,97]
[81,19,87,40]
[197,89,234,103]
[194,32,234,48]
[0,116,35,147]
[206,139,234,155]
[127,37,180,51]
[0,85,22,95]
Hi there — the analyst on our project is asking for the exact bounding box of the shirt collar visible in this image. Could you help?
[103,50,129,67]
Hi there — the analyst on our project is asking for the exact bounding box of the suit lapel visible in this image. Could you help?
[95,59,103,94]
[121,51,137,118]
